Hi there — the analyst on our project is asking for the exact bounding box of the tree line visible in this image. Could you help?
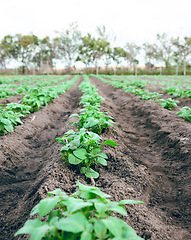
[0,23,191,75]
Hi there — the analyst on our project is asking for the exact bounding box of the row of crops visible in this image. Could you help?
[13,75,144,240]
[0,75,71,98]
[93,75,191,122]
[0,75,78,134]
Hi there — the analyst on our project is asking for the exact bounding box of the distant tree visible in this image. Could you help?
[33,36,55,73]
[95,26,112,74]
[156,33,173,68]
[77,33,96,70]
[0,48,6,69]
[77,32,110,74]
[171,36,191,75]
[14,34,39,74]
[54,22,82,70]
[111,47,126,74]
[124,42,141,72]
[143,42,159,70]
[0,35,17,69]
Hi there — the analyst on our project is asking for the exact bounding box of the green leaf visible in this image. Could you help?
[55,212,88,233]
[48,188,65,196]
[90,147,101,156]
[97,152,108,159]
[66,198,92,214]
[80,231,92,240]
[75,181,111,199]
[73,148,87,160]
[102,217,122,237]
[68,153,84,165]
[101,140,118,146]
[65,129,76,135]
[88,131,101,141]
[69,113,79,118]
[4,123,14,132]
[84,117,99,128]
[69,139,80,149]
[0,123,4,131]
[94,202,108,217]
[94,220,107,239]
[61,145,69,151]
[102,217,143,239]
[30,204,39,216]
[38,196,60,218]
[97,157,107,166]
[14,219,51,240]
[108,202,127,216]
[119,200,144,205]
[82,167,99,179]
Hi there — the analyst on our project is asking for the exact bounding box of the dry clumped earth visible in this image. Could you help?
[0,76,190,240]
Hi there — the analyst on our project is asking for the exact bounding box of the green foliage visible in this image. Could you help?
[0,103,32,134]
[160,98,179,110]
[22,75,78,112]
[177,106,191,122]
[71,107,116,134]
[56,75,117,178]
[15,181,143,240]
[21,87,59,112]
[0,76,78,135]
[164,86,187,98]
[94,75,162,102]
[56,128,116,179]
[0,104,27,135]
[4,102,31,116]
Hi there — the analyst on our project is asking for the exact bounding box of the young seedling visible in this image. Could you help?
[15,181,144,240]
[160,98,179,110]
[177,106,191,122]
[70,109,116,134]
[56,128,117,179]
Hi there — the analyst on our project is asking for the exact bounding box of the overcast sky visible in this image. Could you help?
[1,0,191,47]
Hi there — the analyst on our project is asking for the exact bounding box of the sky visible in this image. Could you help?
[0,0,191,67]
[1,0,191,45]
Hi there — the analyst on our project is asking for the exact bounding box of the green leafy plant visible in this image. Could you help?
[4,102,31,116]
[15,181,144,240]
[21,87,59,112]
[21,75,79,112]
[160,98,179,110]
[0,107,23,134]
[70,108,116,134]
[56,128,117,179]
[177,106,191,122]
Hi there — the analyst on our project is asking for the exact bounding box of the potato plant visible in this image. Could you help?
[0,76,79,135]
[57,75,118,179]
[15,181,143,240]
[56,128,117,178]
[159,98,179,110]
[93,75,162,103]
[177,106,191,122]
[0,103,31,134]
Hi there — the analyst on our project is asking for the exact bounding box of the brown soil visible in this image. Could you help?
[0,76,190,240]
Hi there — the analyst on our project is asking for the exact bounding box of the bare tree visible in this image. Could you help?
[171,36,191,75]
[124,42,141,74]
[55,22,82,71]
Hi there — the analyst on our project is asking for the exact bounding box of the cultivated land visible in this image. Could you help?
[0,75,190,239]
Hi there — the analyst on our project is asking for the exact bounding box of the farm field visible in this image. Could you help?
[0,75,191,239]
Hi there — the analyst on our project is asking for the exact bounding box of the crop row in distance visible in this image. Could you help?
[93,75,191,123]
[0,75,70,99]
[15,75,144,240]
[0,75,78,134]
